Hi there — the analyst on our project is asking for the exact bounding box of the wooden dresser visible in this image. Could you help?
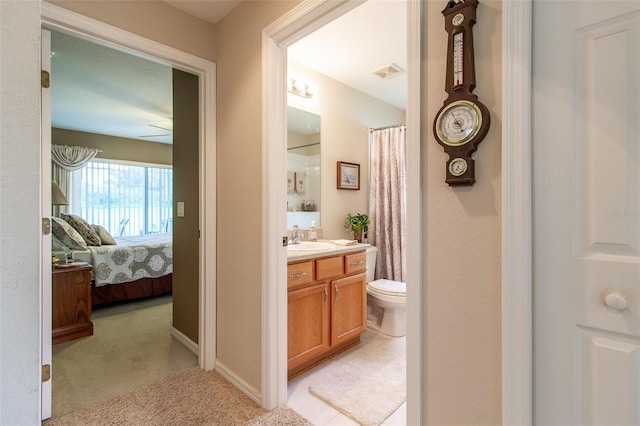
[52,264,94,344]
[287,249,367,379]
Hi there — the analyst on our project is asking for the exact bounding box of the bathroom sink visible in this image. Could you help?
[287,241,336,252]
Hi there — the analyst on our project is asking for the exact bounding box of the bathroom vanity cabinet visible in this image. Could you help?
[287,249,367,379]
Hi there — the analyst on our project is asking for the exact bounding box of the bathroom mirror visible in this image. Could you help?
[287,106,321,229]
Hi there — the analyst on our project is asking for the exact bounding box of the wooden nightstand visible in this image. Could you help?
[52,264,93,344]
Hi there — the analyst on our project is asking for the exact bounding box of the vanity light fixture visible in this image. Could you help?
[288,78,315,99]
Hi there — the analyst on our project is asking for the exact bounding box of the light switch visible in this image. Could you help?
[177,202,185,217]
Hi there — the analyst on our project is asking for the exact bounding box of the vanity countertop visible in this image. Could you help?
[287,240,370,262]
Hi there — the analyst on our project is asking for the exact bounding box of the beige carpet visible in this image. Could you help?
[45,367,312,425]
[308,333,406,426]
[52,295,198,417]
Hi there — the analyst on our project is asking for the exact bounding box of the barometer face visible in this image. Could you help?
[435,100,482,146]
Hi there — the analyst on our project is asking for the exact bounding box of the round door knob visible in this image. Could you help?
[604,291,627,311]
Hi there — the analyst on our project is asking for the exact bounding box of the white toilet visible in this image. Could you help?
[365,246,407,337]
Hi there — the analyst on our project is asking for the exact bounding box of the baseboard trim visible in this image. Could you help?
[215,360,262,404]
[171,327,199,355]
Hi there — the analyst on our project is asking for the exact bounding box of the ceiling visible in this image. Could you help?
[288,0,406,111]
[51,31,174,144]
[50,1,406,144]
[164,0,243,26]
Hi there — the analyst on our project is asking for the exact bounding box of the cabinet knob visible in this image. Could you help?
[604,291,627,311]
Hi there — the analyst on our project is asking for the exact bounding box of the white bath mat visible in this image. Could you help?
[308,332,406,425]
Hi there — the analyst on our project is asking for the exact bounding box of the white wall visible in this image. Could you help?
[0,0,44,423]
[287,62,406,238]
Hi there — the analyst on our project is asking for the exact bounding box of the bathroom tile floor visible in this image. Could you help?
[287,330,406,426]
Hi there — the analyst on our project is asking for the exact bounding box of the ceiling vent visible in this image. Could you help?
[371,63,404,80]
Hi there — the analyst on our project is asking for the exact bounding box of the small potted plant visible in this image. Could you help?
[345,213,370,243]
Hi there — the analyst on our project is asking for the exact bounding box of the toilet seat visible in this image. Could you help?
[368,279,406,298]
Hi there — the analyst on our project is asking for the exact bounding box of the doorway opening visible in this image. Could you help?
[47,29,197,417]
[41,3,217,419]
[285,1,408,423]
[262,1,422,424]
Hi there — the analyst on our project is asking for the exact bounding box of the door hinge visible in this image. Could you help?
[42,364,51,382]
[42,217,51,236]
[41,70,50,88]
[283,236,289,247]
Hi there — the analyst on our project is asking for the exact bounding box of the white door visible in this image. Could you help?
[533,1,640,425]
[41,28,53,420]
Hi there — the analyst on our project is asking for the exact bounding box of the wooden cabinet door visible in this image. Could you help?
[288,282,330,371]
[331,272,366,347]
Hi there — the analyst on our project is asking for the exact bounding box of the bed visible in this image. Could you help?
[72,234,173,306]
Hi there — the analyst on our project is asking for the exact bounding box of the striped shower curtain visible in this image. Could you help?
[368,124,406,281]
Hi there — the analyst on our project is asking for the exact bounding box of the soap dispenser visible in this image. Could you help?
[308,221,317,242]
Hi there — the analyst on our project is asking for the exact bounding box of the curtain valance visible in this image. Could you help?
[51,145,101,171]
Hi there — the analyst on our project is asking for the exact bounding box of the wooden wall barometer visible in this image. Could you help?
[433,0,490,186]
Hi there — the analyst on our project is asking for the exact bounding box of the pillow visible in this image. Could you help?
[51,217,88,250]
[51,233,68,251]
[61,213,101,246]
[91,224,116,245]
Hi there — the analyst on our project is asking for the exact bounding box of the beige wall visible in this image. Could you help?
[287,63,405,239]
[48,0,216,62]
[424,0,502,424]
[52,128,172,165]
[215,0,299,392]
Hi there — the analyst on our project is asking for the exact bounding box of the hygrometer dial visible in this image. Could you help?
[448,158,468,176]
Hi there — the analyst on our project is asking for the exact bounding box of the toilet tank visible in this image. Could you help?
[365,246,378,283]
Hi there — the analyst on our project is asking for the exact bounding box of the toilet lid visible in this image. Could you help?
[368,279,406,296]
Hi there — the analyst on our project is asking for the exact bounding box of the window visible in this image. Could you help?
[80,160,172,237]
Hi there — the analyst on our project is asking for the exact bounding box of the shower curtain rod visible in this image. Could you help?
[287,142,320,151]
[369,123,406,132]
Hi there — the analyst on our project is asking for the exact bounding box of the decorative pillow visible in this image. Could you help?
[51,217,88,250]
[61,213,101,246]
[91,224,117,245]
[51,233,68,250]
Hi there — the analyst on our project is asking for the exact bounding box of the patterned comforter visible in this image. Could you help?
[89,234,173,287]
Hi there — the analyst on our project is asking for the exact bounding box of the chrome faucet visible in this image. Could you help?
[290,225,303,244]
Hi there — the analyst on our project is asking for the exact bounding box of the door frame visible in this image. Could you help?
[501,0,532,424]
[40,0,217,369]
[261,1,423,424]
[41,28,53,420]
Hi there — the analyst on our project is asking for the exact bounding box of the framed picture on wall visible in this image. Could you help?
[337,161,360,190]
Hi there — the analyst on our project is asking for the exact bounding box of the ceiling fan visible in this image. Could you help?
[139,124,172,138]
